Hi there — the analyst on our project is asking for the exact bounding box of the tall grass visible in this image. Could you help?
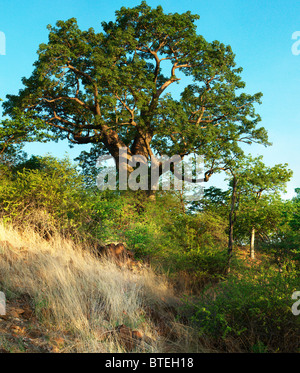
[0,221,198,352]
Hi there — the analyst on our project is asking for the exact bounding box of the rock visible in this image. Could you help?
[115,324,134,350]
[132,330,143,340]
[97,243,127,260]
[10,325,26,335]
[95,243,149,272]
[9,307,25,318]
[14,308,25,315]
[9,310,20,318]
[95,242,147,272]
[115,325,151,351]
[96,243,131,263]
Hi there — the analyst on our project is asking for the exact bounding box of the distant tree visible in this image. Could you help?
[235,193,284,245]
[237,156,292,259]
[189,186,230,217]
[225,155,292,265]
[290,188,300,231]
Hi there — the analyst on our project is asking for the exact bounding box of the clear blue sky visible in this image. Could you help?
[0,0,299,197]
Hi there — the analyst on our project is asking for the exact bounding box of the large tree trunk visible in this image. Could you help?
[101,128,156,197]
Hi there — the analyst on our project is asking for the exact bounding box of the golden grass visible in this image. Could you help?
[0,222,199,353]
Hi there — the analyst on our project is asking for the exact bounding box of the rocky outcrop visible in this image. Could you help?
[95,243,144,271]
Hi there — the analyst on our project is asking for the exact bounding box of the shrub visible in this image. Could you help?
[89,191,229,288]
[184,264,300,352]
[0,155,94,239]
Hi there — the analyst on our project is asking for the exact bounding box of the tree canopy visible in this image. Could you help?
[3,1,268,182]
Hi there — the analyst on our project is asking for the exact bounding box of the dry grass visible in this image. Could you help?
[0,221,200,353]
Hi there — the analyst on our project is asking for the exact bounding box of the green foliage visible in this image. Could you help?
[234,194,285,244]
[3,2,268,186]
[0,151,298,353]
[0,155,93,237]
[87,190,228,283]
[189,186,230,218]
[0,0,297,349]
[0,95,55,167]
[237,155,293,194]
[184,264,300,352]
[233,155,293,238]
[164,212,228,276]
[290,189,300,231]
[259,192,300,265]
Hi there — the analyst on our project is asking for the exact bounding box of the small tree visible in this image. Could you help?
[225,155,292,263]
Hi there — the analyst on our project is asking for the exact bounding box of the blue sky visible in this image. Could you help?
[0,0,299,197]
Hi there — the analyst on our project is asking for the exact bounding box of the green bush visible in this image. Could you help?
[89,191,229,286]
[0,155,228,286]
[0,155,94,238]
[184,264,300,352]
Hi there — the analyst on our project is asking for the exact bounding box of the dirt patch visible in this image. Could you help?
[0,295,69,353]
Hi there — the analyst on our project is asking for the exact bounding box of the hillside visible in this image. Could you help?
[0,218,299,353]
[0,222,200,353]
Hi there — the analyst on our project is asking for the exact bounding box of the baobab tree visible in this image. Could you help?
[3,2,268,192]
